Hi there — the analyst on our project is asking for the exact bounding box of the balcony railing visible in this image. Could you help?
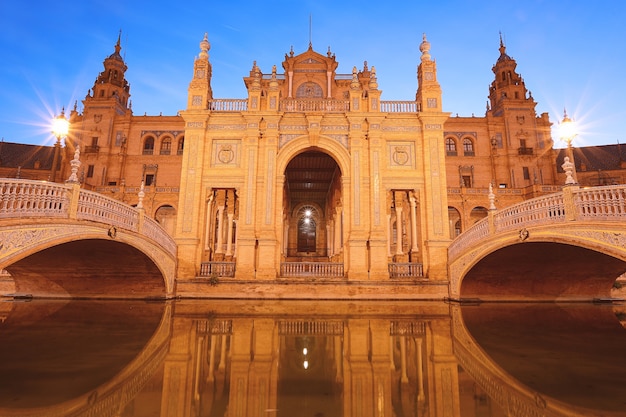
[518,147,534,155]
[280,99,349,113]
[83,145,100,154]
[199,262,236,278]
[280,262,344,278]
[380,101,418,113]
[388,263,424,278]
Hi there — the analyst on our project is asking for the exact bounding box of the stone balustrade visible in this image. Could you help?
[208,99,248,111]
[0,179,176,258]
[280,262,344,278]
[199,261,236,278]
[0,180,68,217]
[388,262,424,278]
[204,98,423,113]
[380,100,418,113]
[280,99,350,112]
[449,184,626,263]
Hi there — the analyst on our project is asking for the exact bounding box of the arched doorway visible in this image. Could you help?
[297,206,318,253]
[284,150,342,260]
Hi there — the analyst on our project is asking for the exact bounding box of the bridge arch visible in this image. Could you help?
[0,220,176,299]
[449,186,626,301]
[0,180,177,299]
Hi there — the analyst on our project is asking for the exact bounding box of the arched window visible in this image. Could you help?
[143,137,155,155]
[177,137,184,155]
[463,138,475,156]
[160,137,172,155]
[445,138,457,156]
[296,82,323,98]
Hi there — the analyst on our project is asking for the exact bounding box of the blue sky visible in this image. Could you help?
[1,1,624,148]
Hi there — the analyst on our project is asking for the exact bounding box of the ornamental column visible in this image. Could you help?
[394,191,404,256]
[409,192,419,253]
[225,189,235,257]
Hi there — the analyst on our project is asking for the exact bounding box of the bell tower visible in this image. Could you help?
[487,34,534,117]
[84,32,131,114]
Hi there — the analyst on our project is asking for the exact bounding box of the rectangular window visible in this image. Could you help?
[86,165,95,178]
[461,175,472,188]
[145,174,155,186]
[523,167,530,180]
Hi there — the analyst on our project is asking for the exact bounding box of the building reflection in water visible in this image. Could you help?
[0,300,625,417]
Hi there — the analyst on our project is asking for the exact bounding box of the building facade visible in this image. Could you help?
[7,32,606,293]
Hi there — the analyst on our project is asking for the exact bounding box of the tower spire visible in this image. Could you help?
[308,14,313,49]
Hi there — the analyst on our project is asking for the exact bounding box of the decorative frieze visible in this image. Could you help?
[141,130,184,137]
[207,124,246,130]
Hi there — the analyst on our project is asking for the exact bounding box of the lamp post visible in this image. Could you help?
[51,110,69,182]
[559,109,578,185]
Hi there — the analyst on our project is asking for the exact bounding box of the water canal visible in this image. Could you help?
[0,299,625,416]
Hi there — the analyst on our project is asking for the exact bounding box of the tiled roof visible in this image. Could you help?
[556,144,626,172]
[0,141,57,170]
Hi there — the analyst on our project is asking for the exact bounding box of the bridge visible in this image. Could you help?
[0,179,177,299]
[448,184,626,302]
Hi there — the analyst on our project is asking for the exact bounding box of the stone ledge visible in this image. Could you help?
[176,279,449,300]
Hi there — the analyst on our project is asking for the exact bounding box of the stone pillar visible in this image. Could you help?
[395,214,404,256]
[225,212,234,257]
[409,192,419,252]
[215,205,224,255]
[386,214,392,257]
[326,224,332,256]
[334,206,342,255]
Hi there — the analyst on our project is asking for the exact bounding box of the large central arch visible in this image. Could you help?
[284,151,341,259]
[277,136,351,266]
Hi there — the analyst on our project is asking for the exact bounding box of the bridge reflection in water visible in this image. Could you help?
[1,300,626,417]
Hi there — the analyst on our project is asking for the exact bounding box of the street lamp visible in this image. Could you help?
[559,109,578,185]
[50,109,70,182]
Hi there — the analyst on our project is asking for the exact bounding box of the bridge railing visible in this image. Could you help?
[0,179,176,258]
[0,179,68,218]
[449,184,626,262]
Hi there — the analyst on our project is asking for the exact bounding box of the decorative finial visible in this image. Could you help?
[499,31,506,55]
[137,181,145,209]
[199,33,210,58]
[419,33,431,62]
[350,66,360,90]
[488,183,496,210]
[270,65,278,90]
[562,156,577,185]
[66,145,81,183]
[369,66,378,90]
[114,30,122,55]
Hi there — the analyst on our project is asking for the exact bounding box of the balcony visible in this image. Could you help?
[518,147,534,155]
[199,262,236,278]
[388,263,424,279]
[280,262,344,278]
[83,145,100,154]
